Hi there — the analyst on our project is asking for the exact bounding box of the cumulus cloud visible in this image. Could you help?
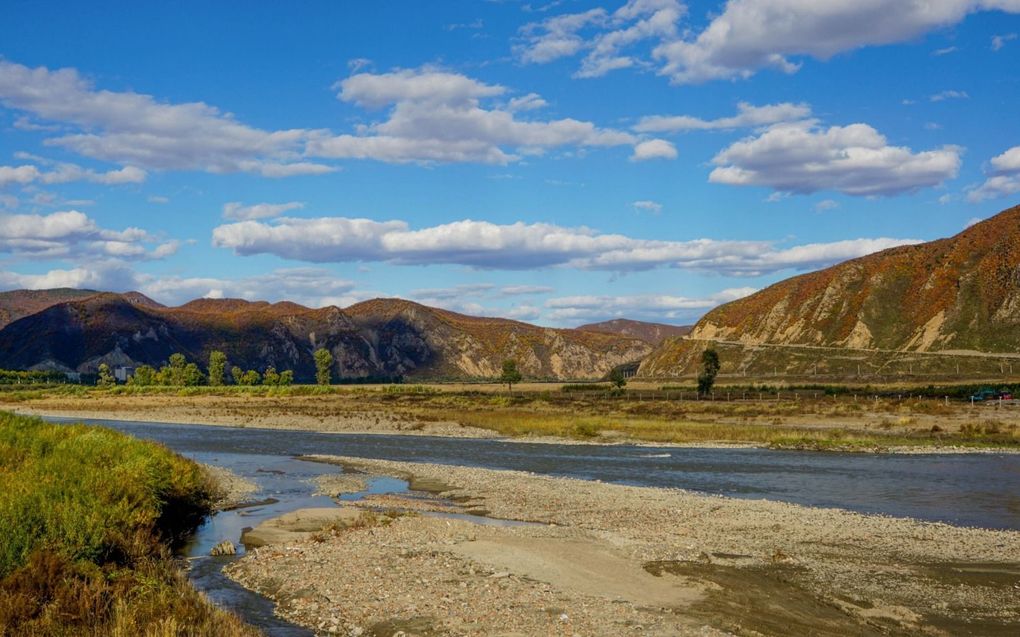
[545,287,758,323]
[709,120,961,196]
[0,60,330,176]
[308,67,637,165]
[630,139,677,161]
[653,0,1020,84]
[634,101,811,133]
[222,201,305,220]
[0,162,146,188]
[0,210,179,260]
[967,145,1020,201]
[212,215,918,276]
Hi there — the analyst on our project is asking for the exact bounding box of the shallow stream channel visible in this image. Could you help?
[45,416,1020,634]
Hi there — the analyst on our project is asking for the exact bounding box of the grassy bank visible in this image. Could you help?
[0,411,255,636]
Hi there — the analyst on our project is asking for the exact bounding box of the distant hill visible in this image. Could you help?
[0,294,650,381]
[577,319,691,345]
[0,289,162,330]
[640,203,1020,377]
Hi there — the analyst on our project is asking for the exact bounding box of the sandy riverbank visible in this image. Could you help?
[223,456,1020,636]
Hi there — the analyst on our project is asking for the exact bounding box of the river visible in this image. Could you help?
[43,416,1020,635]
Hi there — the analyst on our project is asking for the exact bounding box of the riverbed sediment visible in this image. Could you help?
[224,456,1020,636]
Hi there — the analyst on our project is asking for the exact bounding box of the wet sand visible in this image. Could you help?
[223,456,1020,636]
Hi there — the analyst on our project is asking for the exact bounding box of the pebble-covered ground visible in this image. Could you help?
[223,456,1020,636]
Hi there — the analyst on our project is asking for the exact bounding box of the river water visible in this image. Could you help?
[48,416,1020,530]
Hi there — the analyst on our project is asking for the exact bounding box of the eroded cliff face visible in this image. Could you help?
[0,295,649,381]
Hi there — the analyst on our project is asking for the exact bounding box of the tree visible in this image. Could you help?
[183,363,205,386]
[500,359,522,394]
[208,351,227,386]
[609,368,627,390]
[158,353,188,385]
[231,366,243,385]
[314,348,333,385]
[263,366,280,386]
[279,370,294,386]
[97,363,115,387]
[130,365,157,386]
[698,348,720,397]
[239,369,261,386]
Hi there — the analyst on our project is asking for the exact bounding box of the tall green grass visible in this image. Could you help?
[0,411,255,635]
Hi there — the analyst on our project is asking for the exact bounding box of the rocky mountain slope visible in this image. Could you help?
[0,294,650,381]
[577,318,691,345]
[639,203,1020,377]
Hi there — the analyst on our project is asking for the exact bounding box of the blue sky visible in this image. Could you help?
[1,0,1018,326]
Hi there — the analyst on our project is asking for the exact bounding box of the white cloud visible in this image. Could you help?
[0,162,146,188]
[930,89,969,102]
[932,45,959,56]
[0,262,140,292]
[411,283,494,300]
[967,145,1020,201]
[632,200,663,213]
[308,67,636,165]
[0,264,362,309]
[2,60,653,170]
[139,267,360,307]
[0,60,327,176]
[222,201,305,220]
[212,215,918,276]
[653,0,1020,84]
[545,287,758,323]
[992,32,1017,50]
[507,93,549,111]
[516,8,608,63]
[0,210,177,260]
[499,285,554,296]
[814,199,840,212]
[634,101,810,133]
[148,195,169,204]
[630,138,677,161]
[516,1,685,78]
[709,120,961,196]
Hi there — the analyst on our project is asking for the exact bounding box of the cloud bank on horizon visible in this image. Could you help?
[0,0,1017,325]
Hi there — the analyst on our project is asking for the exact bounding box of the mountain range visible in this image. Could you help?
[0,292,656,381]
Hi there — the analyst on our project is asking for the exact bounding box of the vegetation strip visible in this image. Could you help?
[0,411,255,636]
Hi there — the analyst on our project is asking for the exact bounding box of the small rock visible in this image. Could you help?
[490,571,510,579]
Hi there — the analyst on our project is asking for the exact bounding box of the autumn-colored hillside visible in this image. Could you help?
[640,203,1020,377]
